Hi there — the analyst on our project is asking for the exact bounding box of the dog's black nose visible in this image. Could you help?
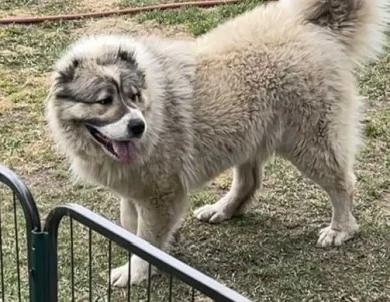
[127,119,145,138]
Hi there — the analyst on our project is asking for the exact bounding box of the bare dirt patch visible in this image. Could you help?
[0,94,13,112]
[72,17,192,38]
[76,0,119,12]
[0,8,32,18]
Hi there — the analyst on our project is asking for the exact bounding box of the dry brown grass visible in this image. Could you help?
[78,0,119,12]
[74,17,191,38]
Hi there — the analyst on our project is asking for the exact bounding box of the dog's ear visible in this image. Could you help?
[57,58,79,84]
[117,48,136,65]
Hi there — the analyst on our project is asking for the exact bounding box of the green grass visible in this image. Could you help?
[0,0,78,15]
[136,0,262,35]
[0,22,82,72]
[0,1,389,301]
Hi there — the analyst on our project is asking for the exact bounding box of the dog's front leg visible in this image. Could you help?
[111,189,186,287]
[120,198,138,234]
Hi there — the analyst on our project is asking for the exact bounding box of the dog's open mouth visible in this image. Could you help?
[86,125,136,163]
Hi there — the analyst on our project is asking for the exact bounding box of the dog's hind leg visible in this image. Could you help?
[282,134,360,247]
[194,156,265,223]
[316,170,359,247]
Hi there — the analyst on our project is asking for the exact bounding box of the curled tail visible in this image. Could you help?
[281,0,390,65]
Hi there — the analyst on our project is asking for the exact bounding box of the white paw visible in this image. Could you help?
[317,223,359,247]
[111,263,130,288]
[194,203,232,224]
[111,256,155,287]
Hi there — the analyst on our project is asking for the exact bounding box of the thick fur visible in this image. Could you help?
[46,0,389,287]
[280,0,389,65]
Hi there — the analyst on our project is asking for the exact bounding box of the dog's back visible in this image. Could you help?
[197,0,389,66]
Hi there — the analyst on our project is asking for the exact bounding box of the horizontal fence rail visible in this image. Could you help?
[45,204,252,302]
[0,164,253,302]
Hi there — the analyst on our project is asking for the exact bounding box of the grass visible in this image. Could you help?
[0,0,389,301]
[135,0,262,35]
[0,0,78,17]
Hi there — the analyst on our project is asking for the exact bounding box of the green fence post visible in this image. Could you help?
[30,231,50,302]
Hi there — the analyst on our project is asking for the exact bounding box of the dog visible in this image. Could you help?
[46,0,389,287]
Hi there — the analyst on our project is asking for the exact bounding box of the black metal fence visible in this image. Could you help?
[0,164,252,302]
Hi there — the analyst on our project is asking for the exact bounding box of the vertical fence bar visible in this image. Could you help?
[89,228,93,302]
[31,231,50,302]
[0,194,4,302]
[13,192,22,301]
[47,215,59,302]
[70,218,75,302]
[147,263,152,302]
[108,240,112,301]
[169,275,173,302]
[127,251,131,302]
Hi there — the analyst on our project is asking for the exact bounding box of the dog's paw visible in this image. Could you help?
[317,225,358,247]
[317,215,359,247]
[194,204,231,224]
[111,257,155,288]
[111,263,130,288]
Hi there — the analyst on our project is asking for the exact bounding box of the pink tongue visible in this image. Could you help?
[112,141,134,163]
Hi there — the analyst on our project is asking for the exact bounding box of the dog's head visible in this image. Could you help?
[46,35,164,164]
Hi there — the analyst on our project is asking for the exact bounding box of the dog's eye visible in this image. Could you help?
[97,97,112,105]
[131,92,141,103]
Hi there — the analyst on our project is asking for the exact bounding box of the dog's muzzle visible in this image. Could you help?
[86,124,138,163]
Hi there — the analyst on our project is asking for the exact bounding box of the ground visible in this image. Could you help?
[0,0,389,301]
